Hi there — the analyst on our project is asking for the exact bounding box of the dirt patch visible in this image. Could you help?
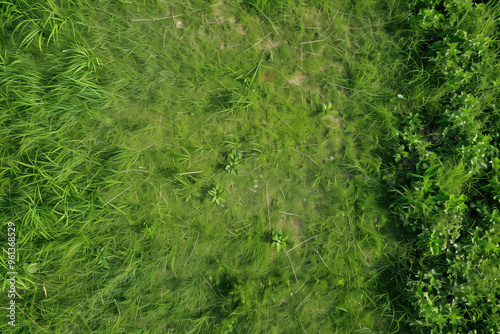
[235,24,245,35]
[258,40,286,50]
[305,86,321,96]
[287,72,305,87]
[276,217,302,244]
[322,116,342,129]
[208,3,244,35]
[262,70,278,83]
[211,3,224,16]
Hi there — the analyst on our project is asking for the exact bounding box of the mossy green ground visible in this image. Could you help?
[1,1,415,333]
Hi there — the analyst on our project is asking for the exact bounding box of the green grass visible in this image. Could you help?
[1,0,498,333]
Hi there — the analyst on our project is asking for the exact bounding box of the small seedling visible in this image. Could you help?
[322,102,333,113]
[96,247,110,269]
[225,149,242,175]
[271,228,288,252]
[208,184,225,205]
[142,221,157,238]
[320,102,340,124]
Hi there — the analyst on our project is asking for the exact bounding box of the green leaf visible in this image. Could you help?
[485,241,497,253]
[26,263,41,274]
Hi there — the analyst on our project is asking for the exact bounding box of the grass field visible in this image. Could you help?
[1,0,499,333]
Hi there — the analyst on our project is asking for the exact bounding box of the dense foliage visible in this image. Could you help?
[388,0,500,332]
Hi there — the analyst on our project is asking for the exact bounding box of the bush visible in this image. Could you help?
[388,0,500,332]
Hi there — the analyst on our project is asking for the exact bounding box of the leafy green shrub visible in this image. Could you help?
[271,228,288,253]
[389,0,500,332]
[225,149,242,175]
[208,184,225,205]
